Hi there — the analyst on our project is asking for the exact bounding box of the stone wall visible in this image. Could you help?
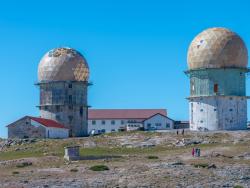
[64,146,80,161]
[8,117,46,139]
[39,81,88,137]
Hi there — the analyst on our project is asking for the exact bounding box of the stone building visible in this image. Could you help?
[186,27,248,130]
[37,47,90,137]
[7,116,69,139]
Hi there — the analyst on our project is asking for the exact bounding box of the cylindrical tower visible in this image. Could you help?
[186,27,248,130]
[37,47,90,136]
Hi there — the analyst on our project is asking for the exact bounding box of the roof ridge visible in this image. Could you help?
[29,116,67,129]
[88,109,166,110]
[88,109,167,119]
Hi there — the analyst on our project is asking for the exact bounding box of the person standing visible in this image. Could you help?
[192,148,195,157]
[182,129,184,135]
[198,148,201,157]
[195,148,198,157]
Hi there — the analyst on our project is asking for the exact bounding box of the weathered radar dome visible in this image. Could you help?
[38,47,89,82]
[187,27,248,70]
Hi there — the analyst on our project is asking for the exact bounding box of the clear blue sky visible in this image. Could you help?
[0,0,250,138]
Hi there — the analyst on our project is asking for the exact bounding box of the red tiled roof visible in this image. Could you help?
[29,116,67,129]
[88,109,167,120]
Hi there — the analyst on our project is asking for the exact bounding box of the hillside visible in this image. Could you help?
[0,130,250,188]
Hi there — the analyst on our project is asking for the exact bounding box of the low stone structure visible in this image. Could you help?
[7,116,69,139]
[64,146,80,161]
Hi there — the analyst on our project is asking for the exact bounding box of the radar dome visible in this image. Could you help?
[187,27,248,70]
[38,47,89,82]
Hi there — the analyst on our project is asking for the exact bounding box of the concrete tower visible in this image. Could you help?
[37,47,90,136]
[186,28,248,131]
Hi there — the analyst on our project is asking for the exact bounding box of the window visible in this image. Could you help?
[102,120,105,125]
[128,120,136,123]
[155,123,162,127]
[69,130,73,137]
[147,123,151,128]
[69,95,72,104]
[200,109,203,112]
[68,105,73,110]
[68,83,72,88]
[80,106,83,116]
[56,115,61,120]
[214,84,218,93]
[111,120,115,125]
[92,120,96,125]
[229,109,233,112]
[68,116,73,123]
[44,106,48,110]
[121,120,124,125]
[214,108,217,111]
[200,120,203,123]
[166,123,170,128]
[56,105,60,112]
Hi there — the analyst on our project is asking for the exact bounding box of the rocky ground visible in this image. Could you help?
[0,130,250,188]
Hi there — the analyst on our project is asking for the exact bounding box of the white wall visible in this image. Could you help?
[126,123,143,131]
[88,116,174,134]
[88,119,129,133]
[189,96,247,131]
[144,114,174,130]
[46,127,69,138]
[31,119,69,138]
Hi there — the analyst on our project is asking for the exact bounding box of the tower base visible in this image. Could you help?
[189,96,247,131]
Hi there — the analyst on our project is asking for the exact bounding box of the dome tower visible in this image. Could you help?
[186,28,248,130]
[37,47,90,136]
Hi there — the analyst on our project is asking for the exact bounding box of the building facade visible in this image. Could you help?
[88,109,174,134]
[143,113,174,130]
[7,116,69,139]
[37,47,90,136]
[186,27,248,130]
